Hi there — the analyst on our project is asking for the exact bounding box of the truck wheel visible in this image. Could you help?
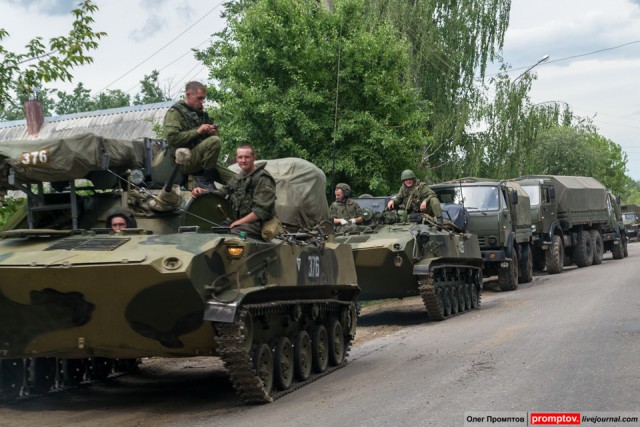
[545,235,564,274]
[623,236,628,257]
[532,247,546,271]
[589,230,604,265]
[572,230,593,268]
[498,256,519,291]
[612,238,624,260]
[518,243,533,284]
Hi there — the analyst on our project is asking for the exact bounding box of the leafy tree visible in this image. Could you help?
[0,88,55,121]
[56,82,93,114]
[198,0,431,195]
[93,89,130,110]
[0,0,106,115]
[133,70,170,105]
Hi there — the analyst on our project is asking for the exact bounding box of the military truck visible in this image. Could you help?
[621,203,640,241]
[0,133,359,403]
[515,175,627,274]
[430,178,533,291]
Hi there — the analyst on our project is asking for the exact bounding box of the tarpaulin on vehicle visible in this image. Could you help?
[522,175,607,214]
[230,158,329,229]
[0,133,146,185]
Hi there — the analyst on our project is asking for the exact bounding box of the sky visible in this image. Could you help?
[1,0,640,179]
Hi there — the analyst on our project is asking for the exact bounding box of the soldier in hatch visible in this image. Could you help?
[330,183,365,233]
[163,81,235,184]
[387,169,443,222]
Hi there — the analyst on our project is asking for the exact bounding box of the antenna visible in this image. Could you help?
[330,19,343,191]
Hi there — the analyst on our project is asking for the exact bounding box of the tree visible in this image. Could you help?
[55,82,93,114]
[0,0,106,116]
[93,89,130,110]
[197,0,431,195]
[133,70,170,105]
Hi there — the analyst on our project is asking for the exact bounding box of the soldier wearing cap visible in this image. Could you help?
[330,183,364,233]
[387,169,442,221]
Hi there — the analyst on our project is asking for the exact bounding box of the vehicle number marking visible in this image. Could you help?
[308,255,320,278]
[19,149,49,166]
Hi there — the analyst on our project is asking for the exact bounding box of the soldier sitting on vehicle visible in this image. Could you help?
[162,81,235,186]
[386,169,443,223]
[105,209,137,231]
[330,183,367,233]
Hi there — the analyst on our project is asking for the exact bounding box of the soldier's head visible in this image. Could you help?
[335,183,351,202]
[401,169,416,188]
[236,144,257,174]
[185,81,207,110]
[106,209,137,231]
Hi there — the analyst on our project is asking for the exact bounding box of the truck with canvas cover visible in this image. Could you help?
[621,203,640,241]
[429,178,533,291]
[515,175,627,274]
[0,133,359,403]
[336,196,483,321]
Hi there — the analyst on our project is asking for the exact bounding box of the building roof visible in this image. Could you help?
[0,101,174,141]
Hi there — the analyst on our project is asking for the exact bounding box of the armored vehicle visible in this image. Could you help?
[0,133,359,403]
[336,198,483,320]
[621,204,640,241]
[515,175,627,274]
[430,179,533,291]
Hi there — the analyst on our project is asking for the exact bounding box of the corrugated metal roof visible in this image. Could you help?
[0,101,174,141]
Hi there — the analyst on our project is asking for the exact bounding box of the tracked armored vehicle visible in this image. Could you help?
[0,134,359,403]
[335,198,483,320]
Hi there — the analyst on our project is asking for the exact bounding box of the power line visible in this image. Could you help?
[97,1,225,93]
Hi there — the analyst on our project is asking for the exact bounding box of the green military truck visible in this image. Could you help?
[515,175,628,274]
[621,203,640,241]
[430,178,533,291]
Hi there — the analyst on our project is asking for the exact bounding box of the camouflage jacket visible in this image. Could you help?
[227,163,276,221]
[395,180,441,215]
[163,101,213,149]
[329,199,363,220]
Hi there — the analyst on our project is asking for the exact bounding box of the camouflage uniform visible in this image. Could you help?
[394,180,443,218]
[227,163,276,239]
[163,101,234,183]
[330,199,365,233]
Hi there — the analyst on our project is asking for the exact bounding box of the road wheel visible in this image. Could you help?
[464,283,472,310]
[28,358,56,395]
[294,331,312,381]
[273,337,294,391]
[443,287,452,317]
[545,234,564,274]
[253,343,274,394]
[0,359,24,398]
[450,286,459,315]
[589,230,604,265]
[61,359,86,386]
[498,256,519,291]
[328,320,346,366]
[458,285,466,312]
[572,230,593,267]
[518,243,533,284]
[89,357,113,381]
[312,325,329,373]
[471,284,480,309]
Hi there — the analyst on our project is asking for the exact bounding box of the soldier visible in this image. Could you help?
[330,183,364,233]
[105,209,137,231]
[162,81,234,184]
[225,144,277,240]
[387,169,443,221]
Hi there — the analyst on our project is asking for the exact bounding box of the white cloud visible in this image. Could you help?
[1,0,77,15]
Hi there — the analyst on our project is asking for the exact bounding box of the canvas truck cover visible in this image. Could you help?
[0,133,146,187]
[504,181,531,228]
[520,175,607,216]
[621,203,640,214]
[230,158,329,229]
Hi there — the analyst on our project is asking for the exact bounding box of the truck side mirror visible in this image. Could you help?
[511,190,518,205]
[549,186,555,199]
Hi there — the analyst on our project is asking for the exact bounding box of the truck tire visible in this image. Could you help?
[589,230,603,265]
[518,242,533,284]
[545,235,564,274]
[532,247,546,271]
[498,256,519,291]
[623,236,628,257]
[612,238,624,260]
[572,230,593,268]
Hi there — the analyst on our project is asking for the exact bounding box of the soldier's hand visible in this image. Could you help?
[420,199,427,212]
[387,200,395,209]
[339,218,349,225]
[191,187,207,198]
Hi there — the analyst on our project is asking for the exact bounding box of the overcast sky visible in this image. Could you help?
[2,0,640,179]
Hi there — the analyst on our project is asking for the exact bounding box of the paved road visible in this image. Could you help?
[2,243,639,427]
[180,242,640,427]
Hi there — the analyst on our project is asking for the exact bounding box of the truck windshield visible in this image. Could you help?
[435,186,500,211]
[623,213,637,221]
[520,185,540,206]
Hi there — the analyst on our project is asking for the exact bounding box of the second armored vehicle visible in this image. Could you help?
[335,198,483,320]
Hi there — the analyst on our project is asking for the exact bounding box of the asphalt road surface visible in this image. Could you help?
[2,243,639,427]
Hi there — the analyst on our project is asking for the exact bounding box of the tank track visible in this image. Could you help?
[214,299,356,404]
[418,264,482,321]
